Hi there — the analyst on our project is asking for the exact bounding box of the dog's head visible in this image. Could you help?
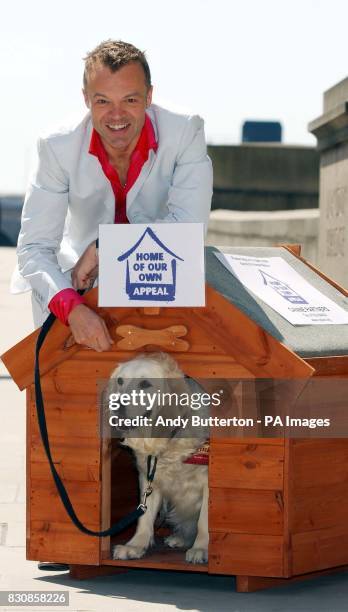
[113,352,184,384]
[104,352,208,440]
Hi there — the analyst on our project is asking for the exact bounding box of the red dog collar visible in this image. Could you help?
[183,441,209,465]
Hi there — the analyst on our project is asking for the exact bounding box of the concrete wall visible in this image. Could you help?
[309,76,348,286]
[208,144,319,211]
[2,197,320,267]
[207,208,319,265]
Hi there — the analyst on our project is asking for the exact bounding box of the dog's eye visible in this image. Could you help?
[117,377,124,386]
[139,379,152,390]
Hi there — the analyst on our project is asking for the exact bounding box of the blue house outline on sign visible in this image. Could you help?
[117,227,184,301]
[259,269,308,304]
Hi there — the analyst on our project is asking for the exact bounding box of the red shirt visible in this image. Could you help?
[49,115,158,325]
[89,114,157,223]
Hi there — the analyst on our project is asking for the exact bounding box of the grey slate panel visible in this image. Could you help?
[205,246,348,357]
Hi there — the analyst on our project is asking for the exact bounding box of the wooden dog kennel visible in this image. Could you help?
[3,245,348,592]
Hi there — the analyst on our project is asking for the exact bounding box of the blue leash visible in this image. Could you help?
[34,311,156,537]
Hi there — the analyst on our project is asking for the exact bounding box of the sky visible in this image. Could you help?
[2,0,348,193]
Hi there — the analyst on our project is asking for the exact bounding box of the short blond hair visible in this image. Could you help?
[83,40,151,89]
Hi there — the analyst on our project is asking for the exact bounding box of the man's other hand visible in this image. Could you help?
[68,304,113,352]
[72,241,98,290]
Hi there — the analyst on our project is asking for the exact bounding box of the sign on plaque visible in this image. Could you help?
[98,223,205,307]
[215,252,348,326]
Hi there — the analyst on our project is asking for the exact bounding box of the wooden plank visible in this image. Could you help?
[30,433,99,464]
[100,437,112,559]
[28,361,103,566]
[143,307,160,315]
[74,352,244,367]
[2,322,77,391]
[283,438,291,577]
[0,289,119,390]
[292,527,348,575]
[305,356,348,376]
[28,521,100,565]
[28,387,103,565]
[288,440,348,555]
[45,354,253,396]
[31,519,100,534]
[39,361,118,396]
[30,480,100,524]
[29,389,100,409]
[209,443,284,489]
[70,565,128,579]
[287,376,348,430]
[292,482,348,532]
[282,246,348,298]
[89,308,239,357]
[103,549,207,573]
[190,287,314,379]
[171,359,252,378]
[30,461,99,482]
[235,565,348,592]
[209,488,284,535]
[278,244,301,256]
[291,439,348,488]
[29,400,99,437]
[27,386,99,565]
[208,378,261,439]
[209,532,284,576]
[211,437,284,446]
[65,354,252,382]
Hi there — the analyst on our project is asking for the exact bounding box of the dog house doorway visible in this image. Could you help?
[99,368,259,573]
[100,436,210,573]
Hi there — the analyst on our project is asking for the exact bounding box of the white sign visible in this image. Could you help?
[98,223,205,307]
[215,253,348,325]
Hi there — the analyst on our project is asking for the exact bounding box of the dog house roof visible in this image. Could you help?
[118,227,184,261]
[206,246,348,358]
[3,245,348,390]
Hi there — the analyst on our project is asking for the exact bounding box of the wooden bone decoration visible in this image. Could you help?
[115,324,189,351]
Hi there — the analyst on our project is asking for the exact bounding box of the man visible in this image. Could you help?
[13,40,213,351]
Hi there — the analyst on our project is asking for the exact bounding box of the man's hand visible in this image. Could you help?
[68,304,113,352]
[72,241,98,290]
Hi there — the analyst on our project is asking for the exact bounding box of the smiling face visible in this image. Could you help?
[83,61,152,157]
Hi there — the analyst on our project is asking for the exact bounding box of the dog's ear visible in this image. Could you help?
[147,352,184,378]
[160,376,206,416]
[100,379,111,410]
[164,375,191,397]
[109,362,122,380]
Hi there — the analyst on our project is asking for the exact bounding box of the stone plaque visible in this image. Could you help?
[309,79,348,288]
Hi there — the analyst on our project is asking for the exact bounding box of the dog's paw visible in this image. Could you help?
[164,534,186,549]
[112,544,147,560]
[185,547,208,564]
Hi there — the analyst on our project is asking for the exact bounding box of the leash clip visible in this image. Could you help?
[137,482,153,513]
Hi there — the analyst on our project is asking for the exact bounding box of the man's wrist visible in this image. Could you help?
[67,302,86,324]
[49,289,85,326]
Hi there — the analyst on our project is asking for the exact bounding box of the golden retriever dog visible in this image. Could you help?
[108,352,209,564]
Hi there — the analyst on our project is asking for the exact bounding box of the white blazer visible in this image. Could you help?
[12,104,213,319]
